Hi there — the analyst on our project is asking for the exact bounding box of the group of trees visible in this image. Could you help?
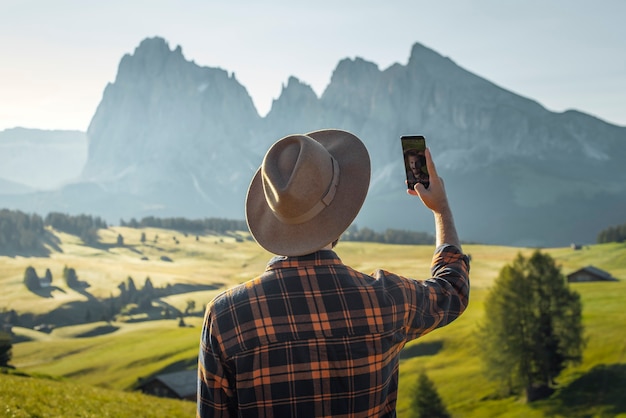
[22,265,81,291]
[0,209,108,253]
[118,216,437,245]
[342,225,435,245]
[597,223,626,243]
[111,276,197,322]
[120,216,247,235]
[117,276,156,312]
[44,212,108,245]
[0,209,47,253]
[1,210,434,249]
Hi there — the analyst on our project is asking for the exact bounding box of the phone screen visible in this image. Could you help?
[401,135,429,189]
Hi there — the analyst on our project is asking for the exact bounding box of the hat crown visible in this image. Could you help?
[262,135,339,224]
[245,129,370,256]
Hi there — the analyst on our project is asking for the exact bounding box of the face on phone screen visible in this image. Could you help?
[401,135,429,189]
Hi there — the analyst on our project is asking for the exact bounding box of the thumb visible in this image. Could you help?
[414,182,427,195]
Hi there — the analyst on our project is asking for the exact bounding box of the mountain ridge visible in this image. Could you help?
[1,36,624,246]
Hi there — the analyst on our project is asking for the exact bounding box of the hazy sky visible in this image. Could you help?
[1,0,625,131]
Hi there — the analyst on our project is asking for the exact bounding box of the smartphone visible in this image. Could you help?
[401,135,429,189]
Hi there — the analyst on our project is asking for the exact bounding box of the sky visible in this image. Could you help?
[1,0,625,132]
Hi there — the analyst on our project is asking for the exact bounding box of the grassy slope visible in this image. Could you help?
[0,370,195,417]
[2,228,625,417]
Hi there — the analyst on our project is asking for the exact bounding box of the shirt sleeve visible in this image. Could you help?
[197,307,236,418]
[402,244,470,340]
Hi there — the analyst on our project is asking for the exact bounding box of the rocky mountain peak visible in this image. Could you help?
[115,37,185,83]
[3,37,623,247]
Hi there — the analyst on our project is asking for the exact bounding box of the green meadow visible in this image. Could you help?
[1,226,625,417]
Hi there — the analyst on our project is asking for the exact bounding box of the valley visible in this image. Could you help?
[1,226,625,416]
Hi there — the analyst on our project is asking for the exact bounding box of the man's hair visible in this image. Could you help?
[404,149,420,159]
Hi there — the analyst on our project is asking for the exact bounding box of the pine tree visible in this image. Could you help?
[127,276,137,303]
[479,250,585,401]
[23,266,40,290]
[64,266,79,288]
[0,331,12,367]
[44,268,53,285]
[410,371,451,418]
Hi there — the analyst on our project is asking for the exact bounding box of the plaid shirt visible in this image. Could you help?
[198,244,470,417]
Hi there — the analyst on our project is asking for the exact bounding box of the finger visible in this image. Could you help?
[413,182,427,195]
[424,148,439,179]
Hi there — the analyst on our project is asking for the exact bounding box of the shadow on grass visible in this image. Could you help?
[74,324,120,338]
[400,340,444,359]
[539,363,626,417]
[0,230,59,257]
[31,286,67,298]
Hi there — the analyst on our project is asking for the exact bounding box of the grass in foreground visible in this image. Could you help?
[0,370,195,418]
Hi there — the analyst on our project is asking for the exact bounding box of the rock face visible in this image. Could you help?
[2,37,625,246]
[82,37,262,217]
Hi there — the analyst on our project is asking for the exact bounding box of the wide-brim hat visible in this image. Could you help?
[246,129,370,256]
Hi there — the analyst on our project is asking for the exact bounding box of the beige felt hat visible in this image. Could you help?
[245,129,370,256]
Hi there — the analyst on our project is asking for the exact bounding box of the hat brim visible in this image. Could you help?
[246,129,370,256]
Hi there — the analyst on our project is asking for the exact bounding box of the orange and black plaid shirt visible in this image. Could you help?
[198,244,470,417]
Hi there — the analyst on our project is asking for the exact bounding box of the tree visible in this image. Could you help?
[44,268,53,285]
[0,331,12,367]
[142,277,154,299]
[410,371,450,418]
[23,266,40,290]
[63,266,79,288]
[185,299,196,315]
[140,232,146,244]
[478,250,585,402]
[127,276,137,303]
[116,234,124,246]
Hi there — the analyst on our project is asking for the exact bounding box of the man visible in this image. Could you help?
[198,129,470,417]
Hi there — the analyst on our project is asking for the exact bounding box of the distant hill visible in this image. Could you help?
[0,37,624,246]
[0,127,87,190]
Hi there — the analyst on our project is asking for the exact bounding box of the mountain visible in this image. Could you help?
[1,37,624,246]
[0,128,87,191]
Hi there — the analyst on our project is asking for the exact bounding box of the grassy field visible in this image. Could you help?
[1,226,625,417]
[0,369,196,417]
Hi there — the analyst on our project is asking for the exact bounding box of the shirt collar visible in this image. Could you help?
[266,250,343,271]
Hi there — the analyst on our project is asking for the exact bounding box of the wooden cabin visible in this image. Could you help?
[567,266,617,283]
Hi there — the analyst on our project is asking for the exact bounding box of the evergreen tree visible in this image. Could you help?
[44,268,53,285]
[185,299,196,315]
[0,331,12,367]
[127,276,137,303]
[64,266,79,288]
[117,282,128,304]
[410,371,451,418]
[143,277,154,299]
[140,232,146,244]
[478,250,585,401]
[116,234,124,246]
[23,266,40,290]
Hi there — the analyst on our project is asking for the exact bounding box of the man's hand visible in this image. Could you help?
[406,147,460,250]
[407,148,450,215]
